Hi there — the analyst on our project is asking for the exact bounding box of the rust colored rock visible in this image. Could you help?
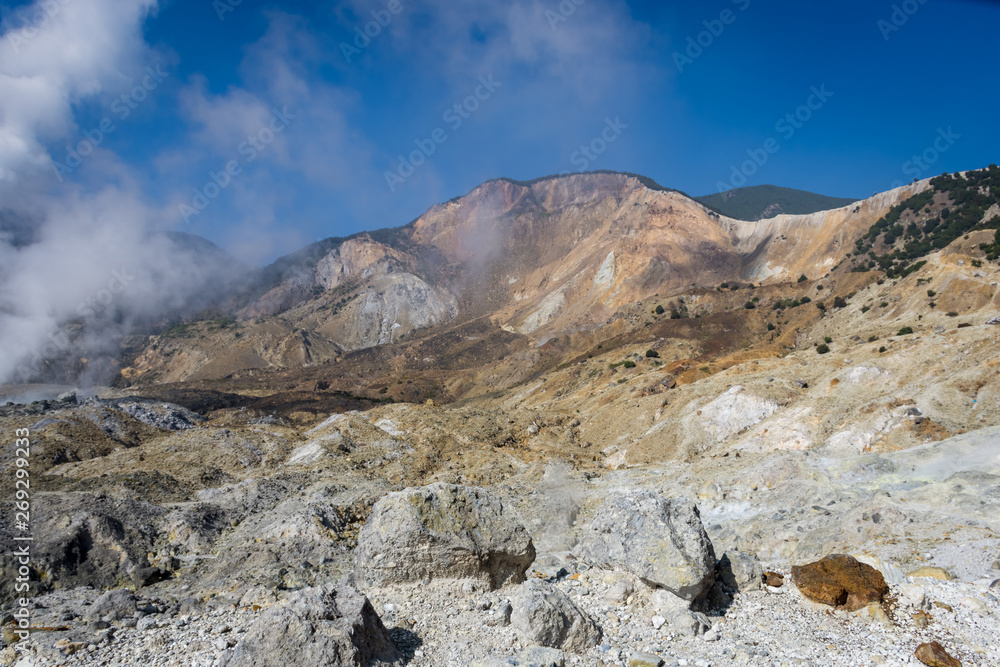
[764,571,784,587]
[915,641,962,667]
[791,554,887,612]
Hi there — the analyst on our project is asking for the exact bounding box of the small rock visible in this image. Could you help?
[703,628,720,641]
[670,609,711,637]
[604,579,634,605]
[908,567,953,581]
[764,571,784,588]
[959,597,989,616]
[914,640,962,667]
[487,600,513,627]
[136,616,159,631]
[651,615,666,630]
[897,583,929,611]
[867,603,891,626]
[990,561,999,571]
[56,391,77,403]
[473,647,566,667]
[628,652,664,667]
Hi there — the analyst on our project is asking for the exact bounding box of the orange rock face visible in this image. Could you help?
[790,554,887,612]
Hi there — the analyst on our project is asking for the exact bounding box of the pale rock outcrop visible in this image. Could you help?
[327,273,458,350]
[315,236,409,291]
[694,386,779,445]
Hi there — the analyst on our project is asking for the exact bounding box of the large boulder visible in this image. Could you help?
[791,554,888,612]
[511,580,602,653]
[575,491,716,600]
[86,589,138,622]
[218,583,400,667]
[355,483,535,589]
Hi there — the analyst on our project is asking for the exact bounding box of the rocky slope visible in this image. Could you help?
[2,167,1000,666]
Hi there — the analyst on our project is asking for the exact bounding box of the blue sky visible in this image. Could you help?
[2,0,999,264]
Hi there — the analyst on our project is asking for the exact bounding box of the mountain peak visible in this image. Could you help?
[696,184,858,221]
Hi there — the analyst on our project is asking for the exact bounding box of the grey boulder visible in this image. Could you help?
[218,583,399,667]
[716,550,763,593]
[87,589,138,622]
[575,491,716,600]
[511,580,602,653]
[355,483,535,589]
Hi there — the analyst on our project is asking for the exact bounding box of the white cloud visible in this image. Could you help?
[0,0,159,190]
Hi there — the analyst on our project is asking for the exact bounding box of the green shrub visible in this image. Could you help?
[645,349,660,358]
[816,344,830,354]
[767,323,776,331]
[897,326,914,336]
[927,290,936,297]
[824,336,833,344]
[879,346,887,353]
[655,305,665,315]
[798,275,808,283]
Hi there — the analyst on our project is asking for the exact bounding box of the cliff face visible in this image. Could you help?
[122,173,939,382]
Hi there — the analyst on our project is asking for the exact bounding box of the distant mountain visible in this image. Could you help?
[696,185,858,221]
[120,171,938,385]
